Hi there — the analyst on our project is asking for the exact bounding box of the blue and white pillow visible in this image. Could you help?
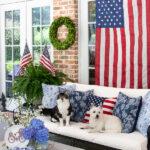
[42,84,76,109]
[59,84,76,93]
[113,92,142,133]
[42,84,59,109]
[136,91,150,137]
[68,90,94,122]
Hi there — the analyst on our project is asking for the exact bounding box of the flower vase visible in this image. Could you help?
[27,142,50,150]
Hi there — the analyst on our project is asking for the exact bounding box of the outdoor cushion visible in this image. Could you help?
[38,116,147,150]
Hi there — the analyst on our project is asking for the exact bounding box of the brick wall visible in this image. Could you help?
[53,0,78,82]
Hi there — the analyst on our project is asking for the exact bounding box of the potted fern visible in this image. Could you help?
[11,64,71,106]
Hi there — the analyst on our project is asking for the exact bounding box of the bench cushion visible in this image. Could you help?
[38,116,147,150]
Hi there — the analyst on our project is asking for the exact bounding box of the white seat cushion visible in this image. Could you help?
[38,116,147,150]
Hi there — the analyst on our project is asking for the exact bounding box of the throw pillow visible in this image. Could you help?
[83,96,117,123]
[113,92,142,133]
[136,91,150,137]
[42,84,59,109]
[42,84,76,109]
[68,90,94,122]
[102,97,117,115]
[59,84,76,93]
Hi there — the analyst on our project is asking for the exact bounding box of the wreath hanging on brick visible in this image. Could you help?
[49,17,76,50]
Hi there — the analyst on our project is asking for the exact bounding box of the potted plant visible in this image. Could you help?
[11,64,72,106]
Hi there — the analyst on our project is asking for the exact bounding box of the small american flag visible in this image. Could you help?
[19,43,32,75]
[40,45,55,77]
[95,0,150,89]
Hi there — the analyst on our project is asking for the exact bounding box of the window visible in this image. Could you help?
[5,10,20,97]
[0,0,52,97]
[79,0,96,84]
[32,6,51,64]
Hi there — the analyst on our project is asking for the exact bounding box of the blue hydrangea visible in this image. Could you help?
[22,126,36,140]
[30,119,44,130]
[35,128,49,143]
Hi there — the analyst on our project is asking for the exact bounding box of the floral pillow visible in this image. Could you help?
[42,84,59,109]
[59,84,76,93]
[68,90,94,122]
[42,84,76,109]
[113,92,142,133]
[136,91,150,137]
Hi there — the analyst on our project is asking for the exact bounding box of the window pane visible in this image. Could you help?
[89,69,95,84]
[88,24,96,45]
[13,29,20,45]
[6,64,13,81]
[33,27,41,45]
[88,1,96,22]
[13,10,20,27]
[6,82,12,97]
[13,46,20,64]
[89,46,95,67]
[32,7,40,26]
[33,46,41,63]
[13,64,20,78]
[5,29,12,45]
[42,27,50,45]
[42,6,50,25]
[5,11,12,27]
[6,47,12,63]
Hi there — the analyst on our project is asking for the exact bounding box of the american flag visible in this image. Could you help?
[19,43,32,75]
[40,45,55,77]
[95,0,150,89]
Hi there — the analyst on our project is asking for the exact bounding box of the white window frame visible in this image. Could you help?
[0,2,26,96]
[78,0,96,84]
[27,0,53,62]
[0,0,52,96]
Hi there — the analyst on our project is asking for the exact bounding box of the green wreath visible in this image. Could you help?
[49,17,76,50]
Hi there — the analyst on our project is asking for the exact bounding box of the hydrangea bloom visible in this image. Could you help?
[30,118,44,130]
[22,126,36,140]
[35,128,49,143]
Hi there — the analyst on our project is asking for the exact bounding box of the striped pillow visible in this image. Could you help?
[102,97,117,115]
[82,97,117,123]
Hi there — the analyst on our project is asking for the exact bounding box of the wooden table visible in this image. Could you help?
[0,141,84,150]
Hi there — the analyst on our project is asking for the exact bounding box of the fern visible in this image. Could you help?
[11,64,72,105]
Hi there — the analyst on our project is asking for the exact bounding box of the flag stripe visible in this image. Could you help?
[137,0,143,88]
[142,0,147,88]
[133,0,139,89]
[104,29,110,86]
[100,29,105,86]
[95,28,101,85]
[112,29,118,87]
[146,0,150,88]
[109,29,114,87]
[120,28,126,88]
[117,28,122,88]
[128,0,135,88]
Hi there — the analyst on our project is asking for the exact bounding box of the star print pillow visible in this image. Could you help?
[82,95,117,123]
[68,90,94,122]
